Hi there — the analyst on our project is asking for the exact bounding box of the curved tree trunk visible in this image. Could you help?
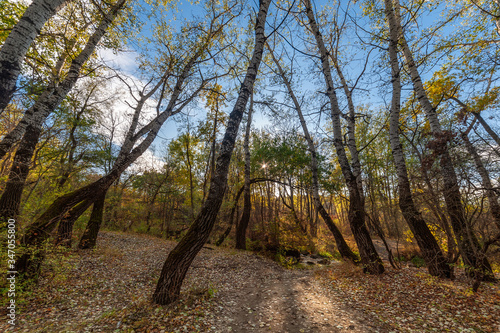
[217,177,277,247]
[16,198,92,276]
[389,0,494,280]
[152,0,271,305]
[268,45,357,262]
[384,0,451,278]
[235,93,253,250]
[0,124,41,228]
[17,28,209,275]
[0,0,127,229]
[303,0,384,274]
[78,191,107,249]
[0,0,69,113]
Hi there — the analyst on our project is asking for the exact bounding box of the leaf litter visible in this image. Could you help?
[0,231,498,332]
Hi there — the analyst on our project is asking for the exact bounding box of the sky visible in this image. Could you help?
[10,0,498,172]
[97,0,499,165]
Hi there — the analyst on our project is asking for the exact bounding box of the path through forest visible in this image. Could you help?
[2,231,498,332]
[210,262,386,332]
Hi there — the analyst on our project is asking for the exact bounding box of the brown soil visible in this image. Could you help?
[0,231,388,332]
[210,264,388,333]
[3,231,496,332]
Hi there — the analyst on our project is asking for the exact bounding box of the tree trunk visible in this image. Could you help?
[16,198,92,276]
[0,124,41,228]
[218,177,278,247]
[0,0,127,227]
[303,0,383,274]
[18,30,208,275]
[0,0,127,160]
[384,0,451,278]
[268,45,357,262]
[152,0,271,305]
[471,112,500,149]
[389,0,494,280]
[0,0,69,113]
[54,199,92,247]
[78,191,107,249]
[235,93,254,250]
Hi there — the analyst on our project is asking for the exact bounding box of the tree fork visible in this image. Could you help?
[78,191,107,249]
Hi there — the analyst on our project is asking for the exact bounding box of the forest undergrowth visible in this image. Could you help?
[0,231,498,332]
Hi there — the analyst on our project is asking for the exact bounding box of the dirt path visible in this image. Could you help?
[210,264,387,333]
[3,231,498,332]
[1,231,390,333]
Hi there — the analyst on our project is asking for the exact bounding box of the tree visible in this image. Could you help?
[152,0,272,305]
[386,0,494,280]
[301,0,384,274]
[235,92,253,249]
[0,0,70,113]
[384,0,451,278]
[267,43,358,262]
[16,3,235,274]
[0,0,127,230]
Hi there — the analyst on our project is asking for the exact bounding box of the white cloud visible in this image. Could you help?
[97,48,139,74]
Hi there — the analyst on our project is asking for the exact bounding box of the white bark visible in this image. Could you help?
[389,0,494,278]
[385,0,450,278]
[268,45,357,261]
[0,0,126,160]
[302,0,383,273]
[0,0,70,113]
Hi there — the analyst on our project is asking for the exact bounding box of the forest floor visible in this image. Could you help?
[1,231,499,332]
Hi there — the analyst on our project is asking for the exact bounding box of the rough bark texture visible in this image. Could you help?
[0,0,69,113]
[0,0,127,227]
[152,0,271,305]
[389,0,494,280]
[54,199,91,247]
[78,191,107,249]
[331,45,363,202]
[303,0,384,274]
[384,0,451,278]
[268,46,357,262]
[0,124,41,228]
[235,94,253,250]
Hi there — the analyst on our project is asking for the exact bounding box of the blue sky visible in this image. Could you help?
[96,0,500,166]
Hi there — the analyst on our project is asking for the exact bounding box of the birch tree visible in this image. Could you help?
[267,43,358,262]
[0,0,127,229]
[386,0,495,280]
[384,0,451,278]
[0,0,70,113]
[16,3,237,274]
[301,0,384,274]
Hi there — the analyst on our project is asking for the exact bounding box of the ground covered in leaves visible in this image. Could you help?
[1,231,499,332]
